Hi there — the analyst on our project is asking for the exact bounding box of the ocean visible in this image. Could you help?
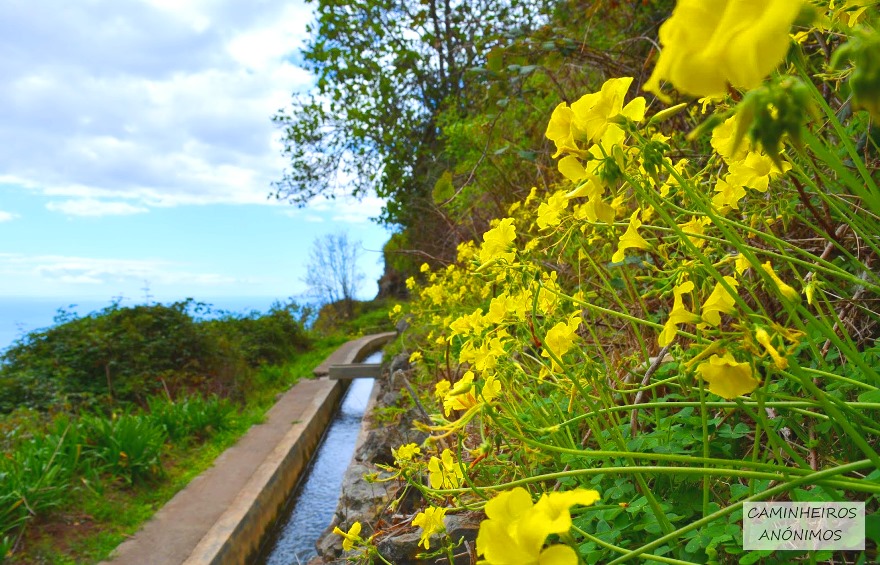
[0,296,297,354]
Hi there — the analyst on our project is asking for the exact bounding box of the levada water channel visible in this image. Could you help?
[253,350,382,564]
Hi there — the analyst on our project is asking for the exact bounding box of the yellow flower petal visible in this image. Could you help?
[701,276,739,326]
[557,155,588,182]
[612,210,650,263]
[646,0,802,97]
[697,353,759,399]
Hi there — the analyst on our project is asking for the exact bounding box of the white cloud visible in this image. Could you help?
[0,210,16,222]
[0,253,238,288]
[0,0,317,211]
[46,199,149,217]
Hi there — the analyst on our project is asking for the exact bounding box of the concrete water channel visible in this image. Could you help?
[102,332,395,565]
[254,353,380,564]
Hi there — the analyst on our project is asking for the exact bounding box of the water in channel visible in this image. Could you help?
[254,351,381,565]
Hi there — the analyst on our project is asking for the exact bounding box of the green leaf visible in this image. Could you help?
[487,48,504,73]
[432,171,455,204]
[857,389,880,402]
[739,550,773,564]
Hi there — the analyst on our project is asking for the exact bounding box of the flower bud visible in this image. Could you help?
[832,26,880,121]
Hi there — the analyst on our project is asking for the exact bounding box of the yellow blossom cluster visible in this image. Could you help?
[476,487,600,565]
[374,3,878,562]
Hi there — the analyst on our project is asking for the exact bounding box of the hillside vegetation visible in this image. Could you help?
[0,299,393,563]
[290,1,880,563]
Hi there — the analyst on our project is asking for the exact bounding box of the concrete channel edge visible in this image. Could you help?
[188,331,397,565]
[183,378,344,565]
[101,331,396,565]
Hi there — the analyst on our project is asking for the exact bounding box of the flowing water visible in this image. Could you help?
[254,351,381,564]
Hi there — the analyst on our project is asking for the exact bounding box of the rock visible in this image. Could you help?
[389,352,410,374]
[446,511,482,552]
[315,526,343,559]
[395,316,411,333]
[375,530,423,563]
[338,463,394,520]
[381,390,402,407]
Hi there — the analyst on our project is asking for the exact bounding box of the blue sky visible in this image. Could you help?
[0,0,390,304]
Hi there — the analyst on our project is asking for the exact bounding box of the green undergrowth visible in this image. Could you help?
[1,299,396,564]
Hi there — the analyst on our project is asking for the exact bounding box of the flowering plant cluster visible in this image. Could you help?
[340,1,880,562]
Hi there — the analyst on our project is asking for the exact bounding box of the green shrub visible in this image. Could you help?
[0,299,313,411]
[0,419,81,544]
[147,395,235,443]
[81,412,167,484]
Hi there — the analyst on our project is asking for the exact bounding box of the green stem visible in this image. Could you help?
[605,459,874,564]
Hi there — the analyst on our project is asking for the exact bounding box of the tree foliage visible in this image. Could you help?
[274,0,672,277]
[272,0,551,236]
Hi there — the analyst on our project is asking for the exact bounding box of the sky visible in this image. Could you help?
[0,0,390,306]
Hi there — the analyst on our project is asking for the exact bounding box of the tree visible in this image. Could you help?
[272,0,550,258]
[303,231,364,318]
[274,0,670,276]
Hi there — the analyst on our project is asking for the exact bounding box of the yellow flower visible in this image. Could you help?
[645,0,803,97]
[480,373,502,404]
[449,309,487,337]
[658,158,689,197]
[408,351,423,364]
[541,313,581,370]
[761,261,801,302]
[558,154,588,182]
[434,379,451,400]
[712,175,748,212]
[412,506,447,549]
[536,191,569,230]
[532,490,602,533]
[428,448,464,490]
[696,352,759,399]
[701,276,739,326]
[679,216,711,248]
[486,293,513,324]
[545,103,579,158]
[735,253,752,275]
[570,76,646,143]
[479,218,517,264]
[333,521,362,552]
[611,209,650,263]
[755,327,789,369]
[804,280,818,305]
[475,487,599,565]
[393,443,422,462]
[711,115,749,164]
[443,371,477,415]
[457,241,478,262]
[564,129,626,224]
[727,151,791,192]
[537,272,562,315]
[658,280,700,346]
[472,336,507,373]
